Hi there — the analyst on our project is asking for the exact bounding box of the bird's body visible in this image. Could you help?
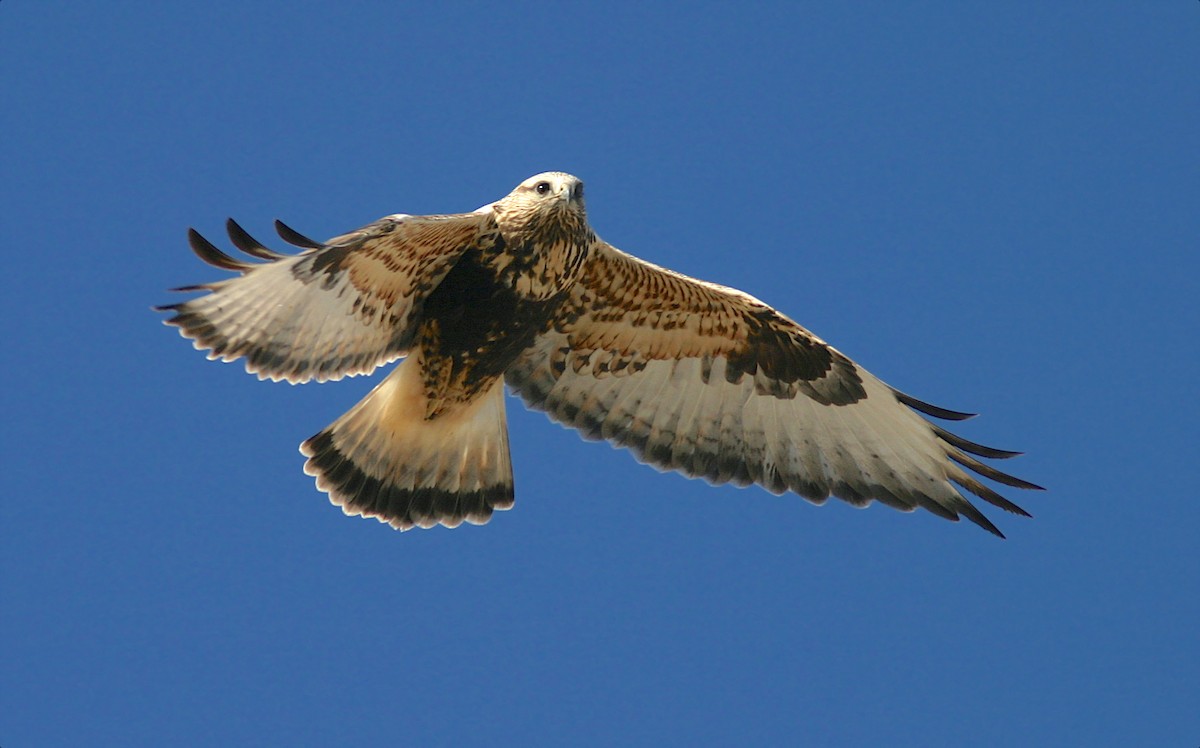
[159,172,1040,536]
[399,177,592,416]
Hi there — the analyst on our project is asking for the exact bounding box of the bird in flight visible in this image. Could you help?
[158,172,1041,537]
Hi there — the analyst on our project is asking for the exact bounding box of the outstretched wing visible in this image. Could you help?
[157,211,494,383]
[505,241,1042,536]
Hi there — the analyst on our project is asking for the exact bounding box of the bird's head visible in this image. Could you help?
[493,172,590,243]
[514,171,586,209]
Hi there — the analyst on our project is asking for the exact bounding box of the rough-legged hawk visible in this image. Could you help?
[158,172,1041,536]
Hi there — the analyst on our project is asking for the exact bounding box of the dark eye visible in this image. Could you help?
[535,181,551,195]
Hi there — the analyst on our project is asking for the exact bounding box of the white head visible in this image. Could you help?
[492,171,590,238]
[511,171,585,207]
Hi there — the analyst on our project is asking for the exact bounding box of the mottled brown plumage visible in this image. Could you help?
[159,172,1041,536]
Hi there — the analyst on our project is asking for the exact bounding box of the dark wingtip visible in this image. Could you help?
[226,218,288,260]
[187,227,255,272]
[947,449,1045,492]
[893,389,977,421]
[957,502,1007,538]
[167,283,214,293]
[275,219,323,249]
[932,424,1023,459]
[951,474,1032,520]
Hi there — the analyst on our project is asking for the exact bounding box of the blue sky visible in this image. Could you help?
[2,2,1197,745]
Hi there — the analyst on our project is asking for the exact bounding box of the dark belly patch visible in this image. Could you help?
[418,251,557,413]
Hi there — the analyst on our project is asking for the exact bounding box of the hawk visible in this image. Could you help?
[158,172,1041,537]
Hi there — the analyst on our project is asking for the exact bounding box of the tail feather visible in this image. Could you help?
[301,357,514,530]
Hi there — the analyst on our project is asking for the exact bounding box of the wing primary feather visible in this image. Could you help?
[912,495,960,521]
[226,218,289,260]
[167,283,217,293]
[950,474,1032,519]
[187,228,255,272]
[274,219,324,249]
[949,498,1006,538]
[892,389,976,421]
[931,424,1022,459]
[946,449,1046,491]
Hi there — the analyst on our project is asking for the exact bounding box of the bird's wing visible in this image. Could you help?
[505,240,1041,536]
[158,212,494,383]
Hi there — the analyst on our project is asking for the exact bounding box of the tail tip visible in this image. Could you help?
[298,428,514,531]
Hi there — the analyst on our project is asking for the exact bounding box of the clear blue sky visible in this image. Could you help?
[2,3,1197,746]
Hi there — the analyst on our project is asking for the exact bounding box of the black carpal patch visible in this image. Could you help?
[728,310,833,383]
[296,245,353,285]
[727,310,866,405]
